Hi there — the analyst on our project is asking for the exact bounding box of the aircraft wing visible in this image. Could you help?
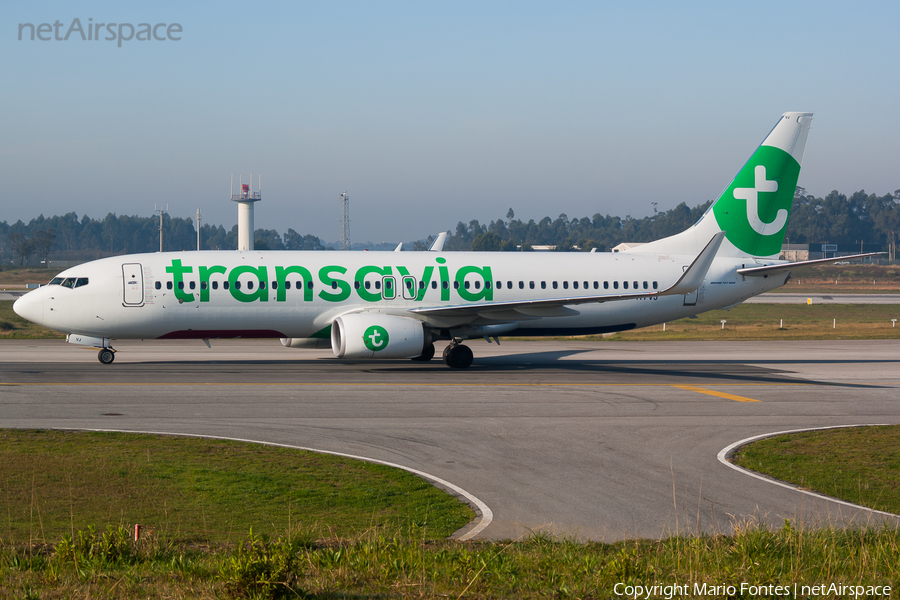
[410,232,725,319]
[429,231,448,252]
[736,252,885,277]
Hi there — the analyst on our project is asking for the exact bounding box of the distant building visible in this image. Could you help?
[780,244,810,261]
[780,243,881,260]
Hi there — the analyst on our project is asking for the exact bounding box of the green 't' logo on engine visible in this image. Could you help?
[363,325,390,352]
[713,145,801,257]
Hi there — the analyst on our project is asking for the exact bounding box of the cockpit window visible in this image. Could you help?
[57,277,88,289]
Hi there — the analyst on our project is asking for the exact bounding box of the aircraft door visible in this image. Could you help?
[122,263,144,306]
[682,265,698,306]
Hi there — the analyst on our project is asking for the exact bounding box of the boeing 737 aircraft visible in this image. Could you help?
[13,112,879,367]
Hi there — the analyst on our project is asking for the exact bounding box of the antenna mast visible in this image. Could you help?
[340,192,351,251]
[154,204,168,252]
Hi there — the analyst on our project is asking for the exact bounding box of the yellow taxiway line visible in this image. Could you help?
[671,384,761,402]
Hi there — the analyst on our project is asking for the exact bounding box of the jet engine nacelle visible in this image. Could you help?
[280,337,331,349]
[331,313,427,359]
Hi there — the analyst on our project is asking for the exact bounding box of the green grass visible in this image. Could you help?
[3,523,899,598]
[2,429,899,598]
[604,303,900,341]
[0,430,473,545]
[732,425,900,516]
[0,300,64,339]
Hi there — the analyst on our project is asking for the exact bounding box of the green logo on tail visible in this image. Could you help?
[713,145,800,257]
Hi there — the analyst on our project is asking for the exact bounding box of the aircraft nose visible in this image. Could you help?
[13,290,44,326]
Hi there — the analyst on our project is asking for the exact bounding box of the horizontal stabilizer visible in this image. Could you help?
[736,252,885,277]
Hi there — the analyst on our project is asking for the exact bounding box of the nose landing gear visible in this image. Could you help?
[442,340,473,369]
[98,348,116,365]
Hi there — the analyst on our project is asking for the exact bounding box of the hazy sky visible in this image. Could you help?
[4,1,899,243]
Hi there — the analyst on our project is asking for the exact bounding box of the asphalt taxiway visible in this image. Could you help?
[1,338,899,541]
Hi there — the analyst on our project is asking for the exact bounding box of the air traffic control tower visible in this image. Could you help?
[231,175,260,251]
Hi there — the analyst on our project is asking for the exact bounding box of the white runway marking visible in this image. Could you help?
[717,424,900,521]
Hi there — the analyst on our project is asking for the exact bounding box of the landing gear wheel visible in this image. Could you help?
[442,343,473,369]
[98,348,115,365]
[411,342,435,362]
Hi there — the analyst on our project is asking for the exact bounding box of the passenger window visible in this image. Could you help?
[593,281,599,289]
[541,281,546,289]
[464,281,470,289]
[643,281,648,289]
[272,281,278,289]
[623,281,628,289]
[529,281,534,289]
[518,281,524,289]
[653,281,658,290]
[603,281,609,289]
[260,281,266,290]
[406,279,413,289]
[552,282,558,289]
[285,281,292,290]
[365,281,371,289]
[613,281,618,289]
[307,281,313,289]
[454,281,460,289]
[201,281,208,290]
[475,281,481,289]
[633,281,638,289]
[354,281,360,290]
[190,281,196,290]
[573,281,578,289]
[507,281,512,289]
[331,281,338,289]
[224,281,230,290]
[155,281,161,290]
[235,281,241,290]
[495,281,501,289]
[584,281,588,289]
[167,281,173,290]
[484,281,490,289]
[375,281,381,290]
[178,281,184,290]
[442,281,449,289]
[563,281,569,289]
[432,281,438,289]
[247,281,254,290]
[213,281,219,290]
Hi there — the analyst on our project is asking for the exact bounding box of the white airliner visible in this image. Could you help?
[13,112,879,367]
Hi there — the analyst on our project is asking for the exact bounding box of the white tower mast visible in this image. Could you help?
[340,192,350,251]
[232,173,261,251]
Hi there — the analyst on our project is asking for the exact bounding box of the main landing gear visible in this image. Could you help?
[98,347,116,365]
[442,340,473,369]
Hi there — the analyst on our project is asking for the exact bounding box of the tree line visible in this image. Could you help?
[0,213,326,266]
[446,188,900,253]
[1,187,898,266]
